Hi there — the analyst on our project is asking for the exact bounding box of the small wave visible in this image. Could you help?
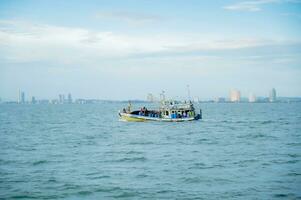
[287,160,299,164]
[136,174,148,178]
[288,153,300,158]
[61,183,81,190]
[195,139,218,145]
[236,121,248,124]
[10,195,38,199]
[286,172,301,176]
[125,150,143,155]
[213,177,234,183]
[32,160,48,166]
[129,141,154,145]
[47,178,57,183]
[89,175,110,180]
[156,189,174,194]
[238,133,268,139]
[115,157,147,162]
[271,159,299,164]
[95,186,123,193]
[188,162,206,169]
[273,193,296,198]
[260,120,274,125]
[78,190,92,195]
[197,138,209,142]
[182,177,204,183]
[232,159,258,167]
[286,142,301,146]
[0,159,16,165]
[112,191,138,198]
[189,163,224,169]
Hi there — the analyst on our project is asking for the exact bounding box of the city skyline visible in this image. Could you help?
[0,87,288,103]
[0,1,301,99]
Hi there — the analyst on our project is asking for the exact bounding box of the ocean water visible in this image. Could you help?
[0,102,300,199]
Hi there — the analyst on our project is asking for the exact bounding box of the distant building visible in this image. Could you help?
[68,93,72,104]
[38,99,50,104]
[31,96,37,104]
[193,97,200,103]
[59,94,65,104]
[214,97,226,103]
[75,99,87,104]
[51,99,59,104]
[269,88,276,102]
[248,93,256,103]
[230,90,241,102]
[19,91,25,104]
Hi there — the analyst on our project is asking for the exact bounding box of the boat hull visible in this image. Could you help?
[119,113,198,122]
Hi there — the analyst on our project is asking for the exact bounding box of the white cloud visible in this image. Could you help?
[0,20,297,65]
[224,0,279,12]
[95,11,164,26]
[223,0,300,12]
[281,12,301,19]
[0,20,169,63]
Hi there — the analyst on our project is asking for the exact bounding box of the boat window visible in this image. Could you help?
[165,111,169,116]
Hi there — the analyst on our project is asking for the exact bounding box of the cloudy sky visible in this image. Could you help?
[0,0,300,100]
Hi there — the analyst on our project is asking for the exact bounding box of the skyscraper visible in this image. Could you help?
[248,93,256,103]
[31,96,36,104]
[59,94,65,104]
[68,93,72,104]
[230,89,241,102]
[269,88,277,102]
[19,91,25,104]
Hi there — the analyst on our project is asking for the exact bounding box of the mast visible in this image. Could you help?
[160,90,166,104]
[187,85,191,101]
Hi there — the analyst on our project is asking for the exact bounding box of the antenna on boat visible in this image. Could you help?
[160,90,166,105]
[187,85,191,101]
[127,100,132,112]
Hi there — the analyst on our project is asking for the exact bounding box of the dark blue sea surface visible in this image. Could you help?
[0,102,301,199]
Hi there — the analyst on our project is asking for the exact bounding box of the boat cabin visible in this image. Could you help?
[160,101,195,119]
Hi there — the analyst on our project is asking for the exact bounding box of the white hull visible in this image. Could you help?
[119,112,197,122]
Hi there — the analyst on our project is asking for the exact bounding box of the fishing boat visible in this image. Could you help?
[119,100,202,122]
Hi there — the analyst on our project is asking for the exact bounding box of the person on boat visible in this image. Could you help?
[178,113,182,118]
[123,108,126,113]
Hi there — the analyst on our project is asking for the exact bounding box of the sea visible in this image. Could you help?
[0,102,300,199]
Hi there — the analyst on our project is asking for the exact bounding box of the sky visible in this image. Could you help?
[0,0,301,100]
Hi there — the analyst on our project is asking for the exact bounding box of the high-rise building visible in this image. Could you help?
[31,96,36,104]
[248,93,256,103]
[19,91,25,104]
[230,89,241,102]
[214,97,226,103]
[59,94,65,104]
[68,93,72,104]
[269,88,276,102]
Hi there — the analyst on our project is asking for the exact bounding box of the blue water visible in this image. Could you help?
[0,103,300,199]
